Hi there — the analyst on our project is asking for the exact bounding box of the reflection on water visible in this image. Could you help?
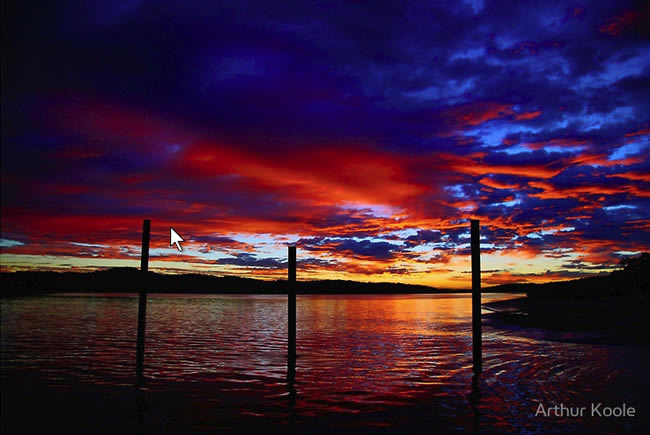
[2,293,649,433]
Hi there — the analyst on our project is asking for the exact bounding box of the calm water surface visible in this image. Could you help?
[2,293,649,433]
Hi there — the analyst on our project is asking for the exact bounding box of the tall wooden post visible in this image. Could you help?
[288,246,296,379]
[471,219,482,375]
[136,219,150,386]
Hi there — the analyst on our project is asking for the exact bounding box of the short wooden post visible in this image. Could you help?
[136,219,150,385]
[471,219,482,375]
[288,246,296,379]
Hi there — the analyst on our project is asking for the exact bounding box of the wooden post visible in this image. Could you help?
[288,246,296,379]
[471,219,482,375]
[136,219,150,386]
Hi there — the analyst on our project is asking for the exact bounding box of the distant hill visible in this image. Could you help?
[491,252,649,300]
[0,267,446,296]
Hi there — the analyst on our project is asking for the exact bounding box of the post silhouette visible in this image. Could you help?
[136,219,150,386]
[470,374,481,431]
[288,246,296,380]
[471,219,482,375]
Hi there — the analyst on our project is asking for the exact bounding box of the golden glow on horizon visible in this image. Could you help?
[1,248,616,289]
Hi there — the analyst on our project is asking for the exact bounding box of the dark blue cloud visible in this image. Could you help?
[299,237,402,260]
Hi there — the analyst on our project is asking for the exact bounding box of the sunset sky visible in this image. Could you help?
[1,1,649,288]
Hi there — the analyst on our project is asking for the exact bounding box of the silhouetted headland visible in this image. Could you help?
[484,253,650,343]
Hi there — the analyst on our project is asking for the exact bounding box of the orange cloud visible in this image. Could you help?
[451,156,563,179]
[478,177,520,190]
[442,101,514,128]
[514,111,542,121]
[528,181,650,199]
[568,153,644,167]
[606,172,650,182]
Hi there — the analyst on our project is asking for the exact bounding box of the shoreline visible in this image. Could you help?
[1,269,519,296]
[483,295,650,344]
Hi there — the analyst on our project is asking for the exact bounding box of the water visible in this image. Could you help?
[2,293,649,433]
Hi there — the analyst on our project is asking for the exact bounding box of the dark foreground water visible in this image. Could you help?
[2,293,649,433]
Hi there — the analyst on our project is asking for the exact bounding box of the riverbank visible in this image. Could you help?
[484,295,650,344]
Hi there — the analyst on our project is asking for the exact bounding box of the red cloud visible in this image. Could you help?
[49,101,437,209]
[49,100,190,153]
[441,102,542,131]
[175,141,432,207]
[525,137,589,150]
[44,184,91,195]
[624,125,650,138]
[442,101,514,128]
[448,153,563,179]
[571,7,584,17]
[599,5,650,37]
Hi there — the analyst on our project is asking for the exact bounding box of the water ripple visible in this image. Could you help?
[2,293,648,432]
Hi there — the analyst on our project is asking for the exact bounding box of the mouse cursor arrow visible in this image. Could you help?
[170,228,184,252]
